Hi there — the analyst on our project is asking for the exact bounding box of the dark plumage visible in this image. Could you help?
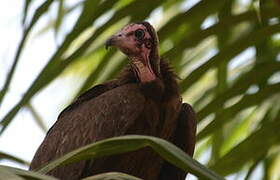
[30,22,196,180]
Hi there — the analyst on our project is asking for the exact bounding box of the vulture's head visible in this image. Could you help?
[105,22,160,82]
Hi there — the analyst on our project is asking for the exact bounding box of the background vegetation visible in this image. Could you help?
[0,0,280,179]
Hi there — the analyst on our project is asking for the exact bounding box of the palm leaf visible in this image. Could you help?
[0,165,58,180]
[210,111,280,176]
[0,152,29,166]
[37,135,224,180]
[81,172,142,180]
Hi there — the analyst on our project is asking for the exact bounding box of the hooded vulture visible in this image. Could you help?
[30,22,196,180]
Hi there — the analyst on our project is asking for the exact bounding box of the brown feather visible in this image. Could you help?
[158,103,197,180]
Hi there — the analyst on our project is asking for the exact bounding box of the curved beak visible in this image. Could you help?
[105,30,127,50]
[105,35,116,50]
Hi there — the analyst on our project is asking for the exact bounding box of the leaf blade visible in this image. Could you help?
[37,135,224,180]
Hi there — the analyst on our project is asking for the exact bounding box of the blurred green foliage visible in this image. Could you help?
[0,0,280,179]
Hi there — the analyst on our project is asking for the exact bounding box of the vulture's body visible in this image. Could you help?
[30,22,196,180]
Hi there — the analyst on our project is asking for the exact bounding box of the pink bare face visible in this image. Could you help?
[105,23,157,82]
[105,23,152,57]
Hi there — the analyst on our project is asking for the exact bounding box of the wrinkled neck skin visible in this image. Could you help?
[129,55,155,83]
[129,55,164,101]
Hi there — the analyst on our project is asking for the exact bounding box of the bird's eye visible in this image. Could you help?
[134,29,145,40]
